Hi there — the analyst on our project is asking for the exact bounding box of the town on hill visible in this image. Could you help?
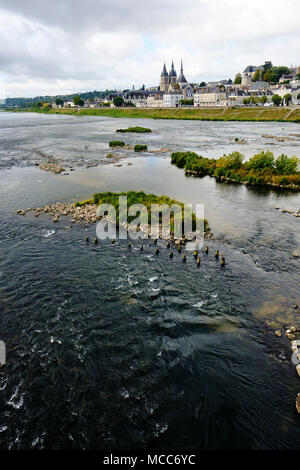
[3,60,300,109]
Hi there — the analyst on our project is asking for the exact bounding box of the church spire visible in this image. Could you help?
[161,61,168,77]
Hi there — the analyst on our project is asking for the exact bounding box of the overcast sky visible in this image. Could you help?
[0,0,300,98]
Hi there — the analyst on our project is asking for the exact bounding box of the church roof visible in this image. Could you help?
[178,71,187,83]
[161,62,168,77]
[169,60,177,77]
[177,60,187,83]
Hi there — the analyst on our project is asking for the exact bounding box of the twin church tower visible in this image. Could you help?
[160,60,188,93]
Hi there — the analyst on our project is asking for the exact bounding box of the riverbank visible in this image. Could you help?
[171,150,300,191]
[6,106,300,122]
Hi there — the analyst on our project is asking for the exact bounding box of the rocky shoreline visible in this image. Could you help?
[16,201,213,241]
[274,322,300,414]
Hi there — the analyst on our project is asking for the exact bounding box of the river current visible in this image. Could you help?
[0,112,300,449]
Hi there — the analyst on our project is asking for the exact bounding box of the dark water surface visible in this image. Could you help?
[0,112,300,449]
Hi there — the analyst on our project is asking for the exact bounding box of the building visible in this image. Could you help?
[160,60,189,93]
[248,81,270,94]
[194,89,227,107]
[163,92,184,107]
[242,65,264,87]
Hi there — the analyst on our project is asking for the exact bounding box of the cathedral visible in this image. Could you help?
[160,60,188,93]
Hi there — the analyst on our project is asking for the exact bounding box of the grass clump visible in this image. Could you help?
[134,144,148,152]
[109,140,125,147]
[171,150,300,189]
[116,126,152,133]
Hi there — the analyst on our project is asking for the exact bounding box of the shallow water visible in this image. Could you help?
[0,112,300,449]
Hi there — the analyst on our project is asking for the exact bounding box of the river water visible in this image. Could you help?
[0,112,300,449]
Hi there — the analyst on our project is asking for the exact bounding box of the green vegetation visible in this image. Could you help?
[234,73,242,85]
[272,94,283,106]
[74,190,209,234]
[179,99,194,106]
[171,151,300,189]
[116,126,152,133]
[263,66,291,83]
[7,106,300,123]
[73,95,84,106]
[243,95,268,105]
[109,140,125,147]
[113,96,124,107]
[134,144,148,152]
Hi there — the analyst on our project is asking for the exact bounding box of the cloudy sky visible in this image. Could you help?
[0,0,300,98]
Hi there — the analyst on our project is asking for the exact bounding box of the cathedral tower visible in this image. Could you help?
[160,62,169,93]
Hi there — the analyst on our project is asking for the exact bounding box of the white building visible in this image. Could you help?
[163,92,184,107]
[194,91,227,107]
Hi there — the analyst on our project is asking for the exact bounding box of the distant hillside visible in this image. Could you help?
[3,90,116,107]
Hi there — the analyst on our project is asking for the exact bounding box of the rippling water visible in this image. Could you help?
[0,112,300,449]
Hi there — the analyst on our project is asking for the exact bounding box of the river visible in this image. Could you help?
[0,111,300,449]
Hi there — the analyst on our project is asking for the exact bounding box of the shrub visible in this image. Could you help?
[109,141,125,147]
[275,154,299,174]
[134,144,147,152]
[215,151,244,171]
[247,151,275,170]
[171,151,199,168]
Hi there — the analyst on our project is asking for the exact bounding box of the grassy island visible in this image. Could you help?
[7,106,300,123]
[116,126,152,133]
[75,190,209,234]
[109,140,125,147]
[134,144,148,152]
[171,151,300,189]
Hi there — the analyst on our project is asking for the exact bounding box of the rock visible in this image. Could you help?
[292,340,300,347]
[53,215,60,222]
[286,329,292,335]
[297,365,300,377]
[291,327,297,333]
[292,346,299,354]
[294,305,299,310]
[282,209,288,213]
[175,240,181,246]
[287,334,296,340]
[296,394,300,414]
[274,330,282,337]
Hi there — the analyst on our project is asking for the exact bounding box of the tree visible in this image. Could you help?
[234,73,242,85]
[73,95,84,106]
[113,96,124,107]
[253,69,263,82]
[55,98,63,106]
[199,82,206,87]
[264,66,291,83]
[296,73,300,80]
[263,61,273,71]
[275,154,299,174]
[297,93,300,101]
[271,94,282,106]
[247,151,275,170]
[259,95,268,104]
[283,93,292,105]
